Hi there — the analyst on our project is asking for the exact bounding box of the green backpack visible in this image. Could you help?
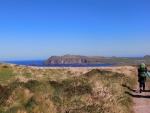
[139,63,146,77]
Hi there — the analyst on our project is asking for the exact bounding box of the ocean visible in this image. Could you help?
[1,60,115,67]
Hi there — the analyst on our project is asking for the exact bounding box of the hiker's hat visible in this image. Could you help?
[140,63,145,68]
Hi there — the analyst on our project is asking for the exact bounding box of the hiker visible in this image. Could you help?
[138,63,148,93]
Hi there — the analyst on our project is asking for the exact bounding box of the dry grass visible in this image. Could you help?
[0,63,137,113]
[21,89,33,106]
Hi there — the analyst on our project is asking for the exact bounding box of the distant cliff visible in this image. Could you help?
[43,54,150,65]
[144,55,150,58]
[43,55,106,64]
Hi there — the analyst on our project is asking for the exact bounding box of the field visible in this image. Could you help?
[0,63,138,113]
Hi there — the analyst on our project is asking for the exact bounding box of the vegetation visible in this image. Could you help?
[0,63,138,113]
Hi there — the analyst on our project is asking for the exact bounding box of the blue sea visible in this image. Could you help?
[1,60,115,67]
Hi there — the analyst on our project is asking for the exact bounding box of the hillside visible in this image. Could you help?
[0,63,139,113]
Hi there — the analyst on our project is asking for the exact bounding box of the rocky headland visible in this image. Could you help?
[43,54,150,65]
[144,55,150,58]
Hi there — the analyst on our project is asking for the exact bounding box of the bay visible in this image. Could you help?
[1,60,115,67]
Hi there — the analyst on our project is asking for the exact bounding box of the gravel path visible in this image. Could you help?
[132,80,150,113]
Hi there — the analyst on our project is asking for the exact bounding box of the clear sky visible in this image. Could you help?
[0,0,150,60]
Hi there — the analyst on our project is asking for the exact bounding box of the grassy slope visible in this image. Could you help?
[0,63,137,113]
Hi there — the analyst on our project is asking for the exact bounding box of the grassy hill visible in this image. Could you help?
[0,63,138,113]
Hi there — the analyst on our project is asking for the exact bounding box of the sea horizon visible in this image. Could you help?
[0,56,145,67]
[0,56,144,62]
[0,60,116,67]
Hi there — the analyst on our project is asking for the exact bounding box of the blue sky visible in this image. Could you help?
[0,0,150,60]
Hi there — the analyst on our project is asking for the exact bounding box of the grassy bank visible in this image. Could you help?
[0,63,137,113]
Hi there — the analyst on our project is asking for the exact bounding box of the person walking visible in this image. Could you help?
[138,63,148,93]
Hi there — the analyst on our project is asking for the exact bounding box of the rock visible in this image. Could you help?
[43,57,87,64]
[43,55,103,65]
[144,55,150,58]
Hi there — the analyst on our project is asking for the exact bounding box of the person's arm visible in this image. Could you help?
[145,67,150,78]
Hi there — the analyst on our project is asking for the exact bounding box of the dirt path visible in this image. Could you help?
[132,80,150,113]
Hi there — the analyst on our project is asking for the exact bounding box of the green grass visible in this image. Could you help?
[0,65,15,84]
[0,63,137,113]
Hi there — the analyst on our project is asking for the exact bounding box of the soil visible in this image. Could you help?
[132,79,150,113]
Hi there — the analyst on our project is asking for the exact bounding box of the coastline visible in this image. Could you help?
[0,61,115,68]
[0,62,135,76]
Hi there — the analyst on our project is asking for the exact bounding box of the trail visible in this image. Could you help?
[132,79,150,113]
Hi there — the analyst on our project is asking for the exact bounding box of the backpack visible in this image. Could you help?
[139,63,146,77]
